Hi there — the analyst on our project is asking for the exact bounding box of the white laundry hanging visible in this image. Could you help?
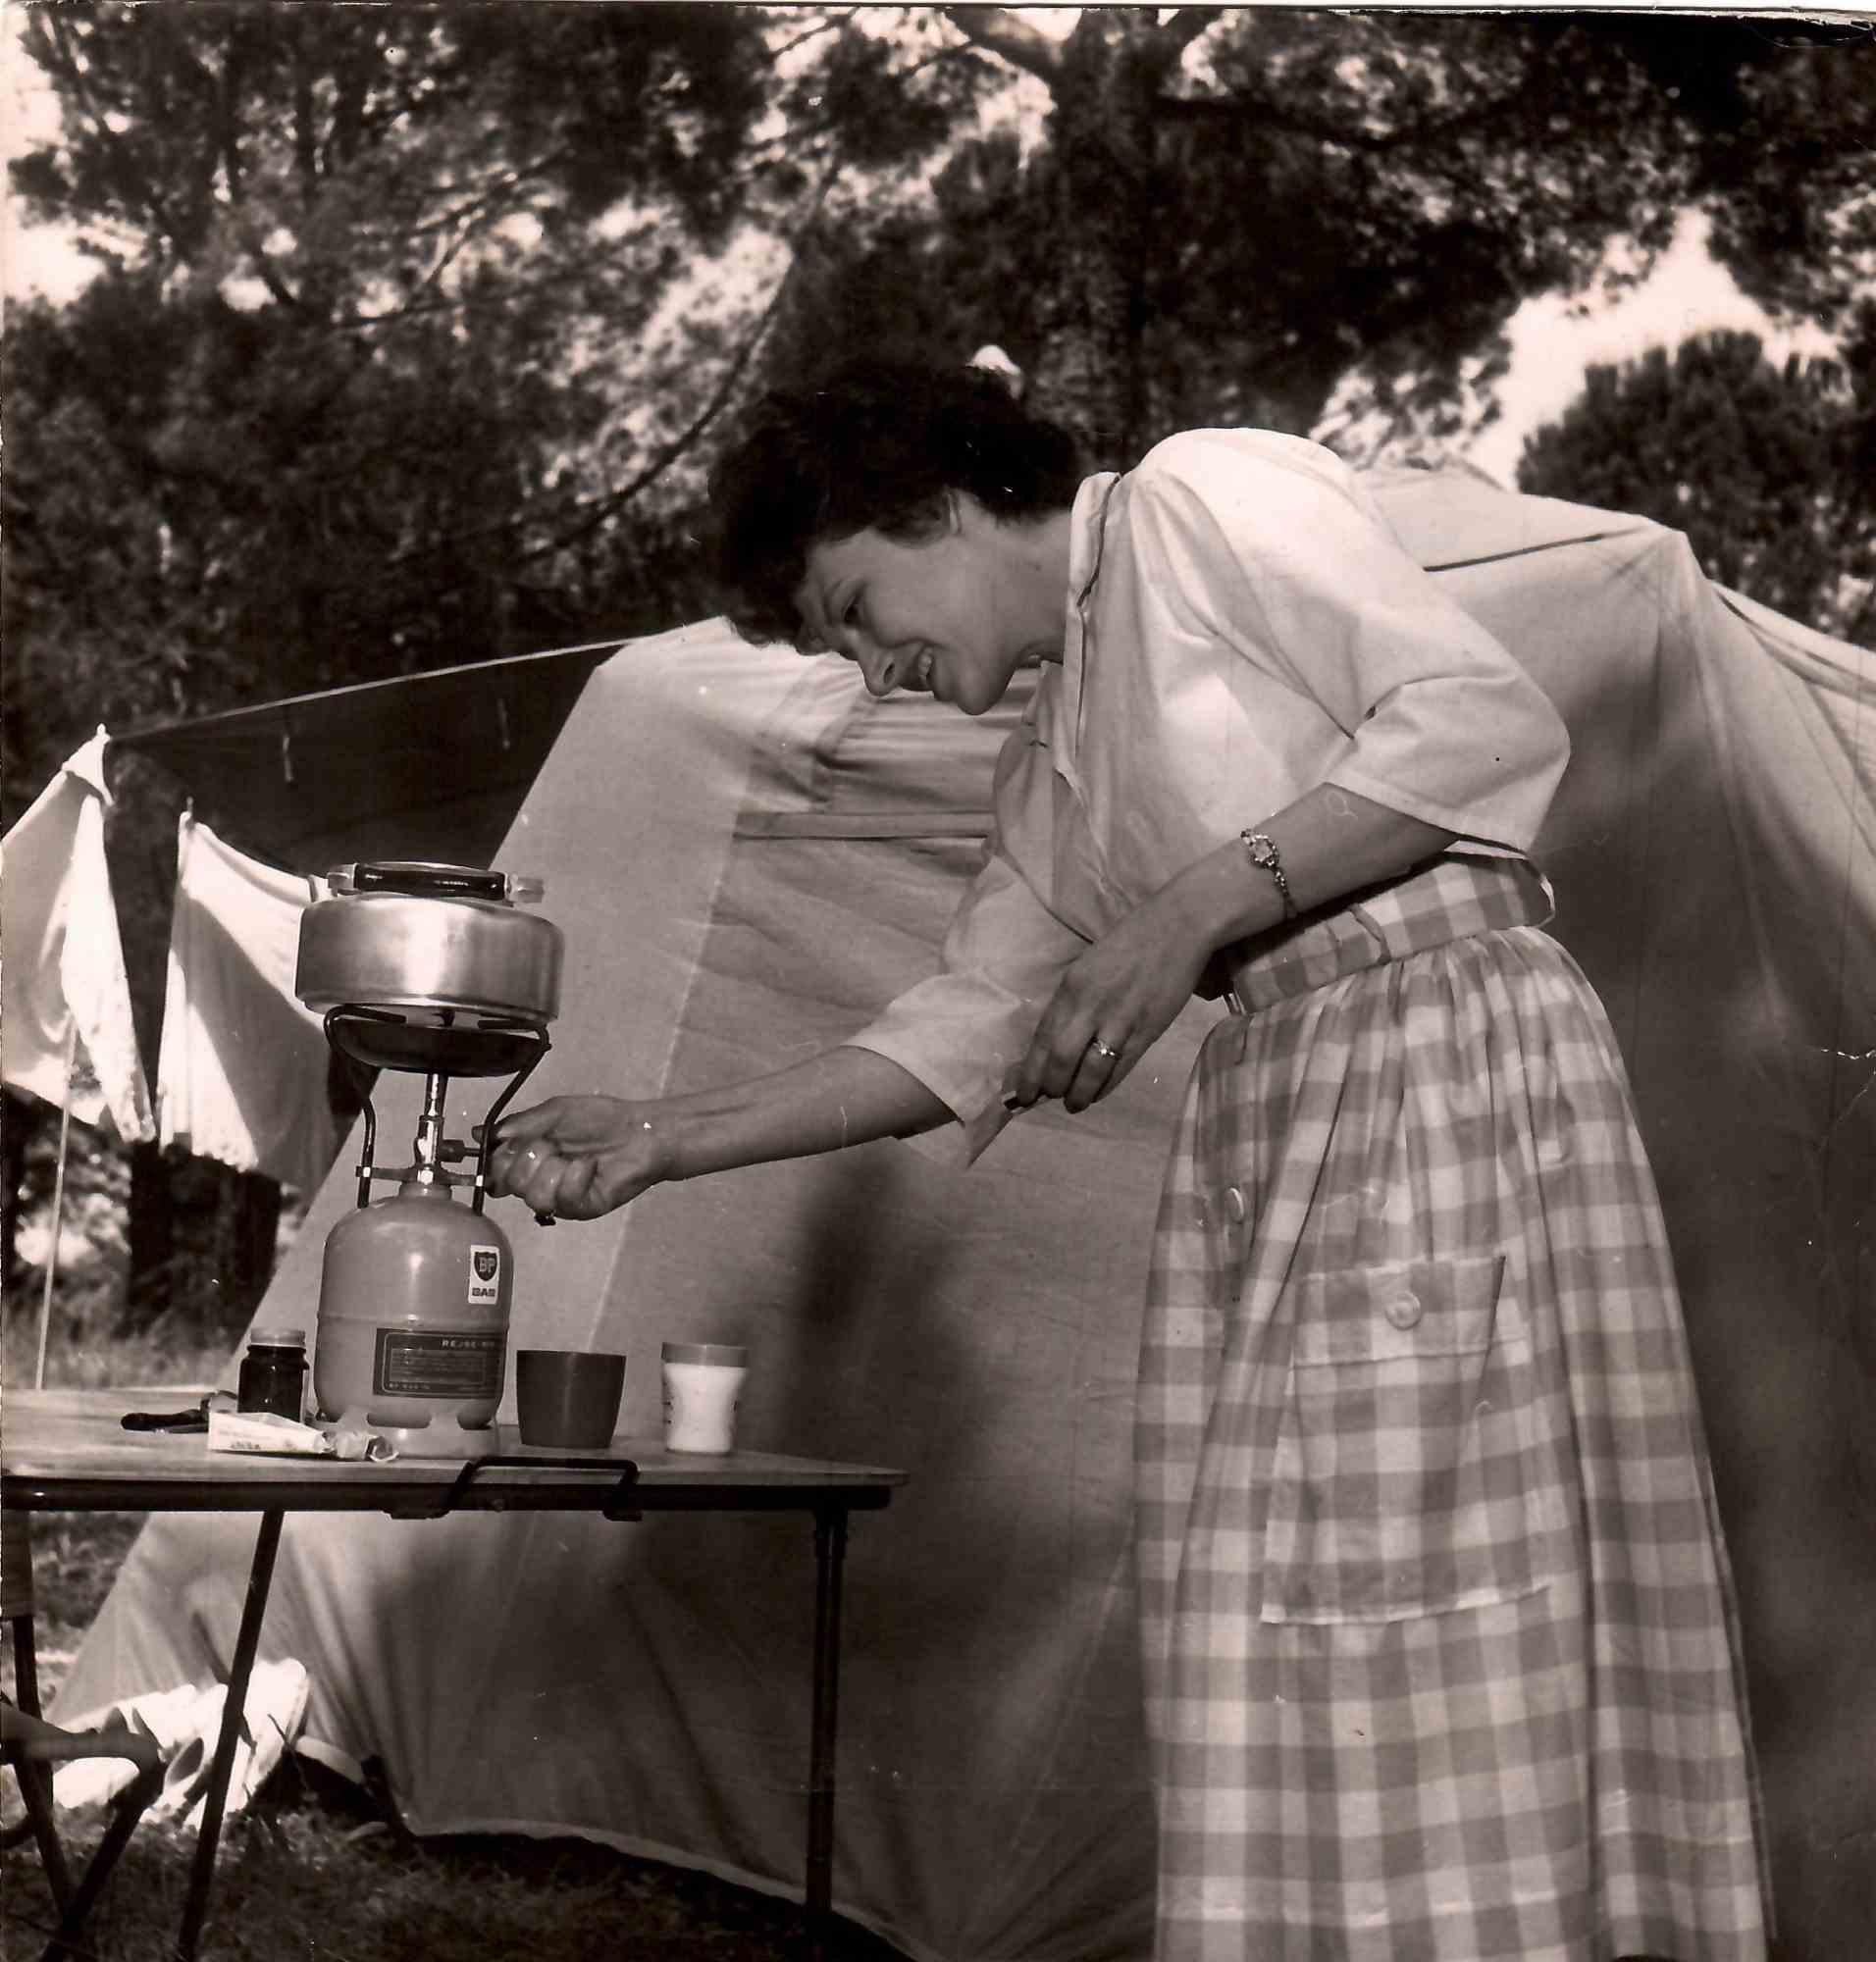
[0,727,154,1142]
[156,812,339,1193]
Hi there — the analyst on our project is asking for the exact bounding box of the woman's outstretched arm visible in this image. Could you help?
[485,1046,951,1220]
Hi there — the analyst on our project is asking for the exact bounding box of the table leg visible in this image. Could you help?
[175,1507,284,1962]
[805,1503,848,1956]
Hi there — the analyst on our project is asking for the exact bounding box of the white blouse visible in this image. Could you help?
[846,428,1571,1164]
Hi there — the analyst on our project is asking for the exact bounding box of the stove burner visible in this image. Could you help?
[323,1004,547,1078]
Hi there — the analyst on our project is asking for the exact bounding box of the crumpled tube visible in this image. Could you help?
[205,1409,395,1461]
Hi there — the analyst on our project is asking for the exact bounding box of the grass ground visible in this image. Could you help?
[5,1794,907,1961]
[3,1299,906,1961]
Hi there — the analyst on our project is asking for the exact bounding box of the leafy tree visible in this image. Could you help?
[1,3,1026,814]
[13,7,1874,812]
[1516,324,1876,645]
[782,10,1876,466]
[3,4,774,810]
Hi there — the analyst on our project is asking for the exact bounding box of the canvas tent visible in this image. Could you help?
[112,637,620,876]
[60,468,1874,1960]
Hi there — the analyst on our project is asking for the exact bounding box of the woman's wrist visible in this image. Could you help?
[1168,790,1459,956]
[632,1107,679,1184]
[1166,842,1288,955]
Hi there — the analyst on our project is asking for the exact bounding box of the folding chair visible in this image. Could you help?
[4,1510,165,1962]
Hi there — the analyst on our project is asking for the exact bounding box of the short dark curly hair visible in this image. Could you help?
[708,358,1082,646]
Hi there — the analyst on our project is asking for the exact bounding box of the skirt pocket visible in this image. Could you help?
[1259,1251,1553,1623]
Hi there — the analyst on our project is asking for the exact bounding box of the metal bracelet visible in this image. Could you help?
[1239,829,1298,921]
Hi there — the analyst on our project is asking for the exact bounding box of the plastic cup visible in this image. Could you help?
[660,1342,747,1455]
[514,1349,626,1450]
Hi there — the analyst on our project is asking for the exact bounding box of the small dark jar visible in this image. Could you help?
[237,1327,309,1421]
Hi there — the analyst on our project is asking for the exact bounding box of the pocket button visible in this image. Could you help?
[1224,1185,1247,1224]
[1383,1288,1424,1330]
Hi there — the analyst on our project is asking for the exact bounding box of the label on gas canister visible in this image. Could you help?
[374,1329,504,1399]
[467,1245,502,1306]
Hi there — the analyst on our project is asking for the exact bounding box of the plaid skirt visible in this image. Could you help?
[1137,855,1770,1962]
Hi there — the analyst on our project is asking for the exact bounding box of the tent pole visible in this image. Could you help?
[34,1024,78,1390]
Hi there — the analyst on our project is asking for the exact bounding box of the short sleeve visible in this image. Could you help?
[845,843,1087,1169]
[1131,435,1570,849]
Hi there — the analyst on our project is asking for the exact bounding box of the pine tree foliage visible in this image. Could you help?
[1517,324,1876,645]
[7,5,1872,818]
[2,3,1001,815]
[805,11,1875,462]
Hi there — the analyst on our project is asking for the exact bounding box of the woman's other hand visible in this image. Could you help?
[484,1097,671,1220]
[1009,892,1214,1114]
[1008,791,1459,1117]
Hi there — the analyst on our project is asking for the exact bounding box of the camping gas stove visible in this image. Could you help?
[294,861,563,1459]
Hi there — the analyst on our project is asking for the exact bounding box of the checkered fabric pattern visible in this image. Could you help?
[1137,856,1770,1961]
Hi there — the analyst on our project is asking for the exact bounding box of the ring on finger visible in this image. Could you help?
[1089,1038,1122,1063]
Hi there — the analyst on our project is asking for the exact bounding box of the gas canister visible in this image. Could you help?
[294,860,561,1459]
[313,1179,513,1434]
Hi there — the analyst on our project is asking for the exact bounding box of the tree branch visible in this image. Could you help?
[512,175,844,564]
[32,12,193,261]
[235,224,305,309]
[216,18,246,202]
[383,163,844,574]
[729,20,1001,178]
[764,7,858,70]
[941,6,1063,85]
[1157,59,1556,157]
[1154,10,1226,63]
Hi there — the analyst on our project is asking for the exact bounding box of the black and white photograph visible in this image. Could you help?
[3,6,1872,1959]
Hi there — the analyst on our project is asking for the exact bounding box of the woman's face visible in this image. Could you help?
[793,495,1067,716]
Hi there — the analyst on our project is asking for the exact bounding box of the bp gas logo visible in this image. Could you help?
[473,1250,499,1282]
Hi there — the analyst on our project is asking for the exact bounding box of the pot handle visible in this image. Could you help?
[348,861,510,901]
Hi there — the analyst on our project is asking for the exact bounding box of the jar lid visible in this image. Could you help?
[250,1327,307,1347]
[661,1342,747,1366]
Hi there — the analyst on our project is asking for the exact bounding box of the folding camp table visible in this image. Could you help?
[3,1387,906,1961]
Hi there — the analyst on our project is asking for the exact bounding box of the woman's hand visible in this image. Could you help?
[1008,792,1459,1117]
[1007,888,1215,1114]
[484,1097,672,1221]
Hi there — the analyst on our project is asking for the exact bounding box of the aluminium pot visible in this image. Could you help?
[295,861,564,1027]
